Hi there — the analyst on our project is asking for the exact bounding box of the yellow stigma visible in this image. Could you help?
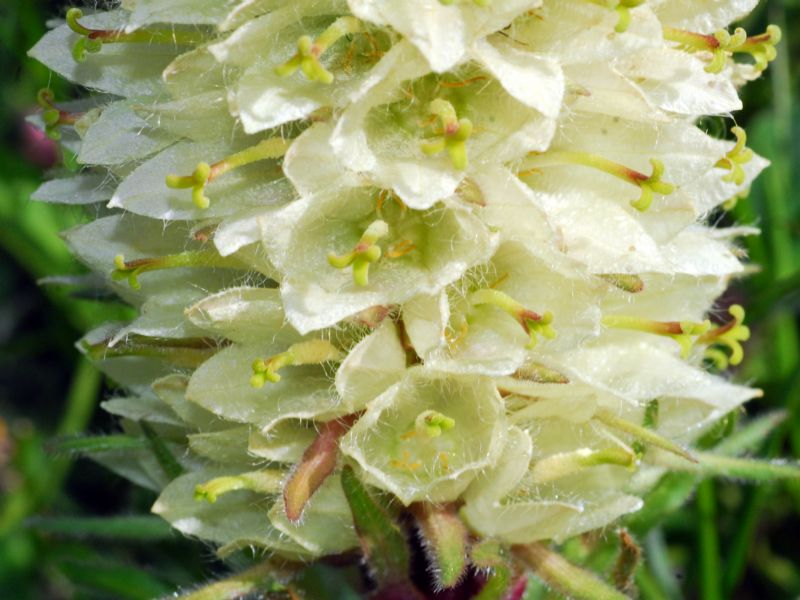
[582,0,645,33]
[698,305,751,370]
[194,469,282,503]
[602,314,711,358]
[415,410,456,439]
[715,127,754,186]
[250,340,342,388]
[471,288,556,349]
[664,24,781,74]
[327,220,389,286]
[275,16,362,84]
[420,98,473,170]
[111,251,243,290]
[165,138,290,209]
[66,8,206,63]
[522,152,674,212]
[36,88,79,141]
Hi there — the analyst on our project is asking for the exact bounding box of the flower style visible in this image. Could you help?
[28,0,789,597]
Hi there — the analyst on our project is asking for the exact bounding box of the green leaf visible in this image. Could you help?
[47,434,148,457]
[656,448,800,482]
[624,472,698,534]
[694,453,800,481]
[26,515,173,541]
[340,465,410,587]
[714,411,787,456]
[696,480,722,600]
[58,560,171,600]
[411,503,468,590]
[141,421,185,480]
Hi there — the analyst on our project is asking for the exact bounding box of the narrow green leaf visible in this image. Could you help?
[58,560,171,600]
[624,472,698,534]
[411,502,468,590]
[340,465,410,586]
[661,451,800,481]
[57,357,102,436]
[27,515,173,541]
[47,434,148,457]
[141,421,184,480]
[174,562,286,600]
[513,543,631,600]
[635,566,671,600]
[642,529,682,600]
[696,480,722,600]
[714,411,787,456]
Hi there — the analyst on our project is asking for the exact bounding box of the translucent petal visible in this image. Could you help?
[28,11,173,97]
[152,468,310,558]
[125,0,239,29]
[335,321,407,411]
[266,192,496,333]
[186,343,345,433]
[31,173,114,205]
[348,0,543,72]
[109,140,294,220]
[186,287,288,344]
[651,0,759,33]
[78,100,176,166]
[340,368,506,504]
[268,475,359,556]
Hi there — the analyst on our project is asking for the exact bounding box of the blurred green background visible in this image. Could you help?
[0,1,798,599]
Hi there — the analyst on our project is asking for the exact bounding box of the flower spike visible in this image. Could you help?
[327,220,389,286]
[471,288,556,349]
[715,127,754,186]
[275,16,362,84]
[664,24,781,73]
[250,340,342,388]
[66,8,206,63]
[420,99,474,170]
[36,88,80,140]
[165,138,290,209]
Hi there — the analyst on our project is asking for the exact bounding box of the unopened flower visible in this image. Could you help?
[29,0,789,597]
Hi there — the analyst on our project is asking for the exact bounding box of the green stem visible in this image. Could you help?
[0,358,101,534]
[723,375,800,593]
[513,543,631,600]
[696,480,722,600]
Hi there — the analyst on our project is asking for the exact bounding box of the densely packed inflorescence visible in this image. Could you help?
[29,0,782,596]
